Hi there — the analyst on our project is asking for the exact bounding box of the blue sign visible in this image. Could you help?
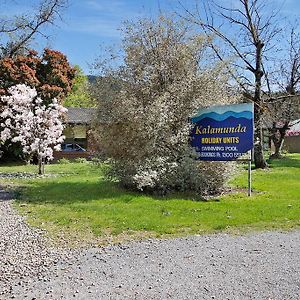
[191,103,254,161]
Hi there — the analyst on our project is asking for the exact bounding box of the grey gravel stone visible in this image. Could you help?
[0,172,56,179]
[0,188,299,300]
[0,172,40,179]
[0,189,70,298]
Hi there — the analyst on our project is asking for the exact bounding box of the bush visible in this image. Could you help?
[92,16,236,196]
[106,151,233,196]
[57,158,70,164]
[74,157,88,164]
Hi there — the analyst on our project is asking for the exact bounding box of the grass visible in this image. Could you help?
[0,154,299,246]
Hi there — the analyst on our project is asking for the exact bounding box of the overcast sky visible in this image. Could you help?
[2,0,300,74]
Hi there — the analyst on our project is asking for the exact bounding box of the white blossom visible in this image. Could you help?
[92,17,237,195]
[0,84,66,164]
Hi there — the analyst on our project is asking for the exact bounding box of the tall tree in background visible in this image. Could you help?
[0,0,67,58]
[0,0,74,103]
[179,0,283,168]
[64,65,95,107]
[0,48,75,102]
[0,0,71,162]
[282,26,300,96]
[267,25,300,158]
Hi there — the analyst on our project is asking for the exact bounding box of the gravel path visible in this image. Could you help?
[1,192,300,300]
[0,187,68,298]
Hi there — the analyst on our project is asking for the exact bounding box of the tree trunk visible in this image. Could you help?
[254,104,267,168]
[271,138,284,158]
[270,121,289,159]
[253,41,268,169]
[254,140,267,168]
[38,157,44,175]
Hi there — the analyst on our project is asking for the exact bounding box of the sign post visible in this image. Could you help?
[191,103,254,196]
[248,151,252,197]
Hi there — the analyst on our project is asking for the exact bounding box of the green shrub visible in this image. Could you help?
[57,158,70,164]
[74,157,88,164]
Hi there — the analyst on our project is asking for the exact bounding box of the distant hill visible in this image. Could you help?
[87,75,97,84]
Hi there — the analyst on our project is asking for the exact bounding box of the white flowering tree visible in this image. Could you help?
[92,17,236,196]
[0,84,67,174]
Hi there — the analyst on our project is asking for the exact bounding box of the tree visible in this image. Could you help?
[0,0,67,58]
[283,26,300,96]
[63,65,95,107]
[92,16,236,195]
[0,84,66,174]
[0,48,75,161]
[0,48,75,102]
[267,25,300,158]
[178,0,284,168]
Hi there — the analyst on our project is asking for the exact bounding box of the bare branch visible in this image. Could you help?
[0,0,67,57]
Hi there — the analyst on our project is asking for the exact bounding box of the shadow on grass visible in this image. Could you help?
[16,179,212,205]
[17,180,140,205]
[268,155,300,169]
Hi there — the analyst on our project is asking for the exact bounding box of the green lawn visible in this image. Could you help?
[0,155,299,246]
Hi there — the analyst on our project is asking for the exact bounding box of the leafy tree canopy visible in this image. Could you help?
[0,48,75,103]
[63,65,95,107]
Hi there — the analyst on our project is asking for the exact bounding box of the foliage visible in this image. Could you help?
[0,48,76,103]
[0,84,66,173]
[0,48,75,161]
[74,157,88,164]
[57,158,71,164]
[92,16,236,195]
[63,65,96,107]
[0,154,299,246]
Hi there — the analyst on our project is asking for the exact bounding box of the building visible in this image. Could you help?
[54,107,97,160]
[285,119,300,153]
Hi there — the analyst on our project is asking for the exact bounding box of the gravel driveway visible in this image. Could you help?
[1,192,300,300]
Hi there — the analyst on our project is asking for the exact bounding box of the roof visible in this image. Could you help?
[286,119,300,136]
[65,108,96,124]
